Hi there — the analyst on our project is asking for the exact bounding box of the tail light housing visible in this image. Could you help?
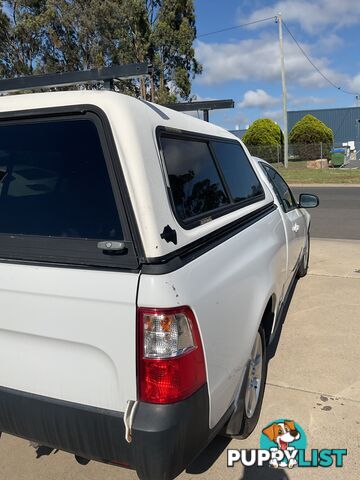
[137,306,206,404]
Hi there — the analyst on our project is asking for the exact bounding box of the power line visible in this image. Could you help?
[282,20,360,97]
[197,16,276,39]
[197,15,359,98]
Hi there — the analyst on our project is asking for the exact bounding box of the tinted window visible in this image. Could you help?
[262,164,296,212]
[0,119,122,239]
[161,136,229,221]
[212,142,264,202]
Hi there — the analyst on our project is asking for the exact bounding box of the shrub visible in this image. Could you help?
[242,118,282,146]
[289,114,333,145]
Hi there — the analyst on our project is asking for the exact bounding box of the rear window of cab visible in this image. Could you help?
[0,110,137,269]
[159,132,264,228]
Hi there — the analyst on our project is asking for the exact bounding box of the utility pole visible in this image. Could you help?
[277,13,289,168]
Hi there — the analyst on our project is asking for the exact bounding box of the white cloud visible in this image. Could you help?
[349,74,360,93]
[196,36,279,85]
[239,0,360,34]
[262,109,283,123]
[239,89,280,108]
[222,112,250,130]
[288,95,334,107]
[315,33,343,52]
[195,35,353,91]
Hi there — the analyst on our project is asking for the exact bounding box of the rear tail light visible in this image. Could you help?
[137,306,206,404]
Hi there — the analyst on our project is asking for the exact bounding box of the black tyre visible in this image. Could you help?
[297,230,310,278]
[224,326,268,439]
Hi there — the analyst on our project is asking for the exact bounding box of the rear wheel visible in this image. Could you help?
[224,326,268,439]
[298,230,310,278]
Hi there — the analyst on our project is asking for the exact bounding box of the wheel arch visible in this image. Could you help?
[223,296,274,439]
[260,294,276,345]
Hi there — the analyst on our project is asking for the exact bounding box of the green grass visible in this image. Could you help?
[274,162,360,184]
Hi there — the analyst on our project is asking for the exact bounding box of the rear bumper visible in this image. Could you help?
[0,385,210,480]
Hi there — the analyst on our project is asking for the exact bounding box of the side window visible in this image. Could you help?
[0,118,123,239]
[261,164,297,212]
[211,141,264,203]
[160,136,230,222]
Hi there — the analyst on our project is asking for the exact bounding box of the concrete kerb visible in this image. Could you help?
[289,184,360,188]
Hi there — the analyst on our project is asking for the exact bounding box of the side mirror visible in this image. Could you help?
[298,193,319,208]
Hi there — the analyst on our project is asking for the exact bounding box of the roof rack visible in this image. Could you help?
[0,63,152,94]
[164,99,234,122]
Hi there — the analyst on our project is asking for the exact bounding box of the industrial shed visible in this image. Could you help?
[229,128,247,140]
[288,107,360,150]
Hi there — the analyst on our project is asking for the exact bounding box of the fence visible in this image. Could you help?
[247,143,333,165]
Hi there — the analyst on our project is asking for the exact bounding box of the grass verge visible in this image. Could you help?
[274,162,360,184]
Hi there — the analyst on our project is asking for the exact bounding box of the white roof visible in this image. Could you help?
[0,91,273,258]
[0,90,232,137]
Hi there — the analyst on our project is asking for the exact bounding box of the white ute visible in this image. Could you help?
[0,75,319,480]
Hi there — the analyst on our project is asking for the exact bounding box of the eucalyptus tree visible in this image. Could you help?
[0,0,201,102]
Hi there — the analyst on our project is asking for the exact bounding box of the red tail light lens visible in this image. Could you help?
[137,306,206,404]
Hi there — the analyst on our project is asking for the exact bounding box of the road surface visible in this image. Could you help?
[292,186,360,240]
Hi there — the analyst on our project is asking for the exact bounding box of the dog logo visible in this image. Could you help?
[227,418,346,469]
[260,419,306,468]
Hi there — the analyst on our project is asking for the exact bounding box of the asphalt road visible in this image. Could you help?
[292,186,360,240]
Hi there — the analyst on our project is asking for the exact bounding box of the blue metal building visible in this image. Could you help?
[229,129,247,140]
[288,107,360,149]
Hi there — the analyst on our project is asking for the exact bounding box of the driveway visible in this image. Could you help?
[1,239,359,479]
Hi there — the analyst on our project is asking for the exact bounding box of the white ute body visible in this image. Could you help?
[0,90,312,479]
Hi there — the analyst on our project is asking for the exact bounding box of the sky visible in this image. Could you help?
[191,0,360,130]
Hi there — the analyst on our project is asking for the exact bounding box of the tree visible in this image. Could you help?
[289,114,333,145]
[149,0,202,103]
[242,118,282,146]
[0,0,202,103]
[104,0,202,102]
[1,0,45,76]
[38,0,108,71]
[242,118,283,163]
[288,115,334,160]
[0,1,11,77]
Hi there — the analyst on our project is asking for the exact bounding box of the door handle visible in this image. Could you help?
[292,223,300,233]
